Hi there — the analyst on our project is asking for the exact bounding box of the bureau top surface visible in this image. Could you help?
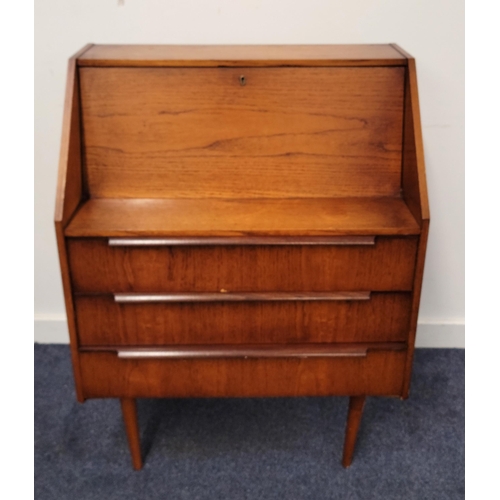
[77,44,407,67]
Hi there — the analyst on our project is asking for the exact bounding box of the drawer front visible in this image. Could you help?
[68,237,418,293]
[79,349,407,398]
[75,292,411,346]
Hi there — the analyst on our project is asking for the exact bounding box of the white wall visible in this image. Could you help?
[35,0,464,347]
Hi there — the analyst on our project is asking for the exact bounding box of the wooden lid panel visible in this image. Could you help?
[80,66,405,199]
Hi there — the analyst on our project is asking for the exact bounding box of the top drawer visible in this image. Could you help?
[67,237,418,293]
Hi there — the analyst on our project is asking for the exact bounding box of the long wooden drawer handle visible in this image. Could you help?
[108,236,375,247]
[116,344,369,359]
[114,292,371,303]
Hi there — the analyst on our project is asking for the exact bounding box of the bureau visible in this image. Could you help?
[55,44,429,470]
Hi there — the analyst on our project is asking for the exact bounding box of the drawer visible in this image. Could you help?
[75,292,412,346]
[67,237,418,293]
[79,348,407,398]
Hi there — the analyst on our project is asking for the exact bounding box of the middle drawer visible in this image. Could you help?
[75,292,411,346]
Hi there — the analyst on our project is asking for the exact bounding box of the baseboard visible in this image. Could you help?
[34,315,465,348]
[415,321,465,348]
[34,315,70,344]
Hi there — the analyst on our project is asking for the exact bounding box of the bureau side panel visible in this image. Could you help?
[395,54,430,397]
[54,45,94,402]
[55,226,84,401]
[398,54,430,224]
[55,46,92,226]
[79,67,404,198]
[402,220,429,397]
[80,350,407,398]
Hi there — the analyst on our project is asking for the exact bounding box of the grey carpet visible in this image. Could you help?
[34,345,464,500]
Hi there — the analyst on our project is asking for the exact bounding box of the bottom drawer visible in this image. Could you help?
[79,348,407,398]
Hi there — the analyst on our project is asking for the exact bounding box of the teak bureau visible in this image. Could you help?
[55,44,429,469]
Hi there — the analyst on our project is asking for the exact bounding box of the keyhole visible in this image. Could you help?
[239,75,246,86]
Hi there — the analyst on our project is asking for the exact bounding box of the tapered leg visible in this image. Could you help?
[342,396,366,468]
[120,398,143,470]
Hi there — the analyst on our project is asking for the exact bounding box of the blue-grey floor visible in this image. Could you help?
[34,345,464,500]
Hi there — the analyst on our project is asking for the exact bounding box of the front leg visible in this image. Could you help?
[120,398,143,470]
[342,395,366,468]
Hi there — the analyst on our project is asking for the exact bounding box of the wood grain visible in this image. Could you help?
[402,220,430,397]
[78,44,406,67]
[342,396,366,467]
[54,44,93,403]
[391,45,430,224]
[390,45,430,396]
[55,44,430,469]
[64,198,420,237]
[80,67,404,199]
[74,293,412,346]
[406,57,430,222]
[54,44,92,225]
[67,236,418,293]
[55,224,84,402]
[120,399,142,470]
[79,349,407,398]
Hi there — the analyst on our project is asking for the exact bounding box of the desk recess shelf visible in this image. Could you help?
[55,44,429,471]
[65,197,420,237]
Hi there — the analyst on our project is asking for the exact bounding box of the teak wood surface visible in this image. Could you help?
[65,197,420,237]
[79,349,407,398]
[67,236,418,293]
[342,396,366,467]
[78,44,406,67]
[80,67,404,199]
[54,43,93,403]
[55,44,429,469]
[120,399,142,470]
[74,292,411,346]
[391,44,430,397]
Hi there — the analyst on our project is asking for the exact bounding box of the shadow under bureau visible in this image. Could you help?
[55,44,429,470]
